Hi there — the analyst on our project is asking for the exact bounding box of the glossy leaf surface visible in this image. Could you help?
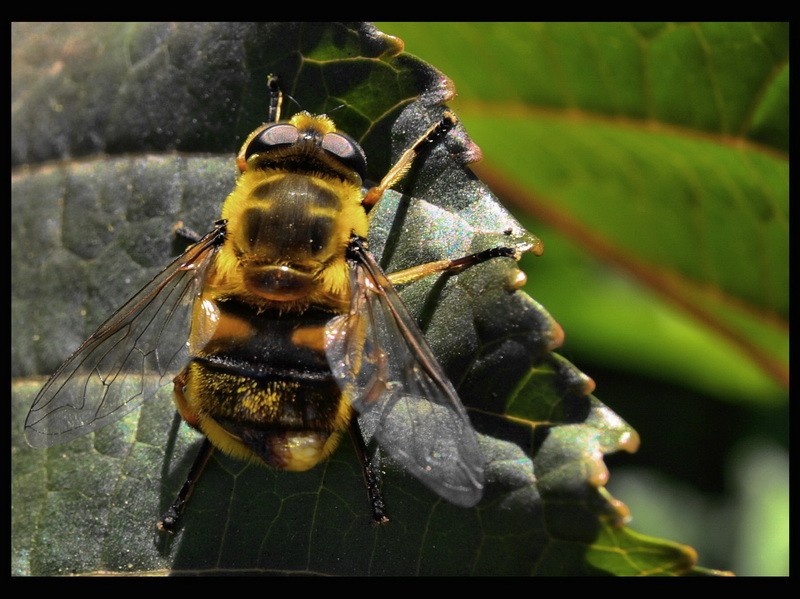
[12,22,706,576]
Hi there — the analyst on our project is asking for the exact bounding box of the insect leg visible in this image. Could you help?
[157,437,215,533]
[387,246,521,286]
[172,221,203,244]
[266,74,283,123]
[362,112,458,209]
[172,218,227,256]
[349,419,390,525]
[157,367,213,533]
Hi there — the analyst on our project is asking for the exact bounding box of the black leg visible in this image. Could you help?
[172,221,203,244]
[349,420,390,524]
[266,74,283,123]
[157,437,215,533]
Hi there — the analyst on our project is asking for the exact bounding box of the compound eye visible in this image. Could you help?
[244,124,299,162]
[321,132,368,180]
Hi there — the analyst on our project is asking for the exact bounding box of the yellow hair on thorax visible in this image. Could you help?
[210,162,369,313]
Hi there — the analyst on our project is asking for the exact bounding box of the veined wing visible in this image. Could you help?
[325,238,483,507]
[24,225,225,448]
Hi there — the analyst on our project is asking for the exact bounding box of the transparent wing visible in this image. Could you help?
[325,240,483,507]
[24,225,225,448]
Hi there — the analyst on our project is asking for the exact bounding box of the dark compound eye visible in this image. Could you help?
[244,124,299,162]
[321,132,368,180]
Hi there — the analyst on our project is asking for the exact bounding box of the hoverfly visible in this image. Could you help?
[24,76,522,530]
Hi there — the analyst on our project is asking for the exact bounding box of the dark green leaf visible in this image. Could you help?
[12,22,701,576]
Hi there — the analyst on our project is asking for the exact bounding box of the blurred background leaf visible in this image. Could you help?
[376,22,788,575]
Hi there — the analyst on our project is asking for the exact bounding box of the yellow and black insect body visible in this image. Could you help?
[175,109,369,476]
[24,76,522,530]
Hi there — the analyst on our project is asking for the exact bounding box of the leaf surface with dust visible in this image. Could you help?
[12,22,704,576]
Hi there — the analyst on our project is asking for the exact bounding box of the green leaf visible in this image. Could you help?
[13,22,704,576]
[377,22,788,404]
[374,22,789,576]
